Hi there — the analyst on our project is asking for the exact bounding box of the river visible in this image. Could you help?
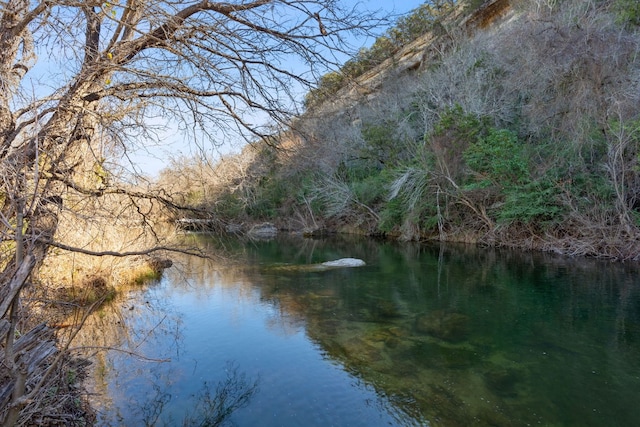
[79,234,640,426]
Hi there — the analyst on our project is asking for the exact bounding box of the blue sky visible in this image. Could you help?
[359,0,427,17]
[345,0,431,47]
[132,0,428,177]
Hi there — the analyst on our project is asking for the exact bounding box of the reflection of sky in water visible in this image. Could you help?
[95,273,411,426]
[90,237,640,427]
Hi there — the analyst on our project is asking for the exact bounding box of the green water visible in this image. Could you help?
[90,235,640,426]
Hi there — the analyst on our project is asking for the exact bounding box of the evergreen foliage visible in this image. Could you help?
[614,0,640,26]
[463,128,528,187]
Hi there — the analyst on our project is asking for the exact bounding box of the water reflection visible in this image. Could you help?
[129,361,259,427]
[83,235,640,426]
[70,281,182,423]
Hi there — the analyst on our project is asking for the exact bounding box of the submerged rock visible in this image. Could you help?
[409,340,480,369]
[415,310,471,343]
[483,364,524,397]
[265,257,366,273]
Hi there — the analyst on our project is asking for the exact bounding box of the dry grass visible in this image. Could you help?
[38,196,176,286]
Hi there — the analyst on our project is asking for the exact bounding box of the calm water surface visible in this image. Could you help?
[84,235,640,426]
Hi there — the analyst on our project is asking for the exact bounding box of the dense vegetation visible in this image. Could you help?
[158,0,640,260]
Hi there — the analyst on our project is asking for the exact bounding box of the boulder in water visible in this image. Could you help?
[321,258,366,268]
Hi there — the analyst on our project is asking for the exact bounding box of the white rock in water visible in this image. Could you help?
[321,258,366,268]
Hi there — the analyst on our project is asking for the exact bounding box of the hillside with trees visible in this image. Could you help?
[159,0,640,261]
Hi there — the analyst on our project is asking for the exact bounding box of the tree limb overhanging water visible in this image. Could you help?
[0,0,386,424]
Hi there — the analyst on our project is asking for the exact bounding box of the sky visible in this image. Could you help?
[131,0,428,177]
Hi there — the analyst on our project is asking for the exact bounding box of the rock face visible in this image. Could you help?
[321,258,366,268]
[463,0,512,31]
[310,0,514,118]
[247,222,278,239]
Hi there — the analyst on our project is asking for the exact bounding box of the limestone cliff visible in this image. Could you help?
[309,0,515,118]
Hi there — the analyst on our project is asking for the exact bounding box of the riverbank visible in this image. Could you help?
[158,0,640,263]
[0,254,173,426]
[184,218,640,262]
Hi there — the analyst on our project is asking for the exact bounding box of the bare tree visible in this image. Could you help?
[0,0,383,424]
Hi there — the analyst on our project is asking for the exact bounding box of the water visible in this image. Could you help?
[83,235,640,426]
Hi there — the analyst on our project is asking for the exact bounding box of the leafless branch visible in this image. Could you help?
[47,240,205,258]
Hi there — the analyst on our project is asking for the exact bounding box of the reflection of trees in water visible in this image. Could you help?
[183,362,259,427]
[192,236,640,426]
[67,282,183,421]
[168,247,308,338]
[133,361,259,427]
[72,277,260,426]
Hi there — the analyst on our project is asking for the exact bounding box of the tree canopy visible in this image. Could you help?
[0,1,383,424]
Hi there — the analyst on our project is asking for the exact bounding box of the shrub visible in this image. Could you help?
[378,197,405,232]
[246,176,287,219]
[213,191,246,219]
[360,122,408,167]
[433,105,488,140]
[499,179,564,224]
[463,128,529,186]
[614,0,640,27]
[352,173,388,207]
[412,106,487,189]
[386,161,441,237]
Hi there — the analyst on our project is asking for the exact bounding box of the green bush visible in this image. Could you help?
[352,174,388,207]
[361,122,405,166]
[421,106,492,188]
[336,160,378,182]
[304,71,345,108]
[463,128,529,186]
[614,0,640,27]
[433,104,489,141]
[378,197,405,232]
[499,179,564,224]
[568,169,616,208]
[246,177,287,219]
[213,191,245,219]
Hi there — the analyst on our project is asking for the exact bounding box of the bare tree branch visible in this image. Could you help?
[0,1,385,423]
[46,241,204,258]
